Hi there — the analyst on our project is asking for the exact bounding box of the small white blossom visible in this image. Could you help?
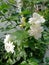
[28,23,44,39]
[4,34,15,53]
[4,41,15,53]
[4,34,11,43]
[29,12,45,24]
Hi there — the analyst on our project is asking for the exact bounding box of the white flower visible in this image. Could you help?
[28,23,44,39]
[4,34,11,43]
[4,34,15,53]
[29,12,45,24]
[4,41,15,53]
[28,12,45,39]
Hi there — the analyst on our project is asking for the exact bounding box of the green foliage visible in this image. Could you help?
[0,0,49,65]
[13,30,28,40]
[0,2,10,12]
[27,58,38,65]
[43,9,49,27]
[8,0,16,4]
[20,58,38,65]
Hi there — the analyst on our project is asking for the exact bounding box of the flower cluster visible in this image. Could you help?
[4,34,15,53]
[28,12,45,39]
[28,12,45,24]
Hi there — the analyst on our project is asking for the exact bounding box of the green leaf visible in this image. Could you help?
[8,15,19,21]
[27,58,38,65]
[8,0,16,4]
[13,30,28,40]
[0,2,10,11]
[7,58,15,65]
[21,9,31,15]
[20,61,28,65]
